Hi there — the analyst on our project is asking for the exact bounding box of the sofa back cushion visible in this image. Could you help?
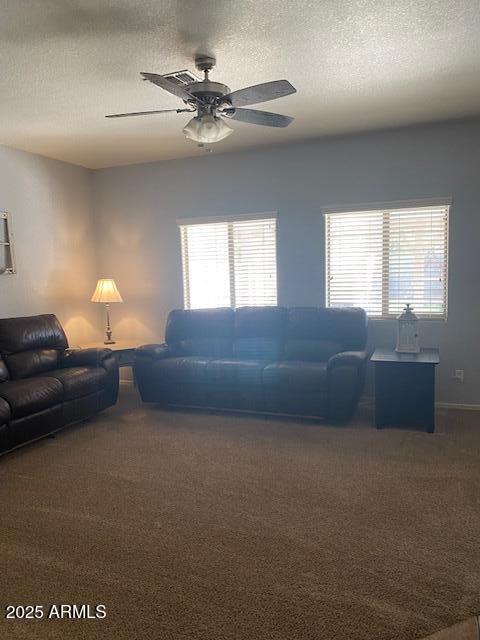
[284,307,367,361]
[7,349,61,379]
[165,308,234,358]
[163,306,367,362]
[233,307,287,360]
[325,307,368,350]
[0,314,68,379]
[283,338,341,362]
[0,357,9,382]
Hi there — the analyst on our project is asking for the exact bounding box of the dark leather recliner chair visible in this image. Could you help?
[0,314,119,453]
[135,306,368,422]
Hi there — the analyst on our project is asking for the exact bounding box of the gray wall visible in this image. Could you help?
[0,145,102,345]
[2,121,476,404]
[92,118,480,405]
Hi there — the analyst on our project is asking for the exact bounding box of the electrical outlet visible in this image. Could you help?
[453,369,464,383]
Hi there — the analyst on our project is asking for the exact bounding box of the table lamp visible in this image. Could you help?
[91,278,123,344]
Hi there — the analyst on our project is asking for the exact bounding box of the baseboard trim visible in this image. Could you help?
[436,402,480,411]
[360,396,480,411]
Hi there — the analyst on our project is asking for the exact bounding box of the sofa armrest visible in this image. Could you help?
[134,344,169,403]
[135,343,170,360]
[60,348,113,368]
[327,350,368,371]
[327,351,368,422]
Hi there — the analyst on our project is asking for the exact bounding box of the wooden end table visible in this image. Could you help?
[371,348,440,433]
[81,340,138,369]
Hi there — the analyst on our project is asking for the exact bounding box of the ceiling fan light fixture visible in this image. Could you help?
[182,114,233,144]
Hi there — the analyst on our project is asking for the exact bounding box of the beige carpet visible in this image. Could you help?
[0,386,479,640]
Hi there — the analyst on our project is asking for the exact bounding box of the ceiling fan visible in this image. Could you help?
[106,55,296,145]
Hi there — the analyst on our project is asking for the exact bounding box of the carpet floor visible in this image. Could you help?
[0,386,479,640]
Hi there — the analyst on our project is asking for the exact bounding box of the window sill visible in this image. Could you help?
[368,316,448,322]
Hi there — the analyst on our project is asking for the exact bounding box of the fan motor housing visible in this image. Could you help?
[186,81,230,100]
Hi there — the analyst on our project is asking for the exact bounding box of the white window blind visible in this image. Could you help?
[325,205,449,319]
[180,216,277,309]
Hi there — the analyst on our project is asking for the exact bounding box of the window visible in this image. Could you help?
[179,215,277,309]
[325,204,449,319]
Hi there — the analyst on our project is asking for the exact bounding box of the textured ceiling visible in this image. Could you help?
[1,0,480,168]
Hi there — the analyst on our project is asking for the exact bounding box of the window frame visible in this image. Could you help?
[0,211,16,275]
[178,212,278,310]
[323,200,450,321]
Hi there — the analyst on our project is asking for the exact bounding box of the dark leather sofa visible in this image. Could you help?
[135,306,368,421]
[0,314,119,453]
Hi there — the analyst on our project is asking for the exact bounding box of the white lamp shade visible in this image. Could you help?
[91,278,123,303]
[183,114,233,144]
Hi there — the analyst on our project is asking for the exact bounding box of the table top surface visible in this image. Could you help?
[371,347,440,364]
[81,340,140,351]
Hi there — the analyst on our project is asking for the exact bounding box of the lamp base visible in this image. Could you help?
[104,340,116,345]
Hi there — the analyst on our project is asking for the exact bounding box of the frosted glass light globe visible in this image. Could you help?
[183,114,233,144]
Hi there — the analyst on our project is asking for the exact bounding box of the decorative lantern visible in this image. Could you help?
[395,303,420,354]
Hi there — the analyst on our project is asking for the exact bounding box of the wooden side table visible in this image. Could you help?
[81,340,138,372]
[371,348,440,433]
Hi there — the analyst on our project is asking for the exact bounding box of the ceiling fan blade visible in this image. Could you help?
[223,80,296,108]
[225,108,293,128]
[140,72,194,101]
[106,108,192,118]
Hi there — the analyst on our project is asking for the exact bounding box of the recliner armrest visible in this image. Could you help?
[327,350,368,422]
[135,343,170,360]
[327,350,368,371]
[60,348,113,367]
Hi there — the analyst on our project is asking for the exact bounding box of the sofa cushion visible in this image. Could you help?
[0,357,9,382]
[6,348,60,379]
[165,308,234,357]
[0,377,64,419]
[206,359,267,386]
[234,307,287,359]
[0,314,68,380]
[176,338,232,358]
[286,307,367,353]
[38,367,107,400]
[263,361,328,391]
[283,339,341,362]
[152,356,211,385]
[0,397,10,424]
[0,313,68,355]
[205,360,266,411]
